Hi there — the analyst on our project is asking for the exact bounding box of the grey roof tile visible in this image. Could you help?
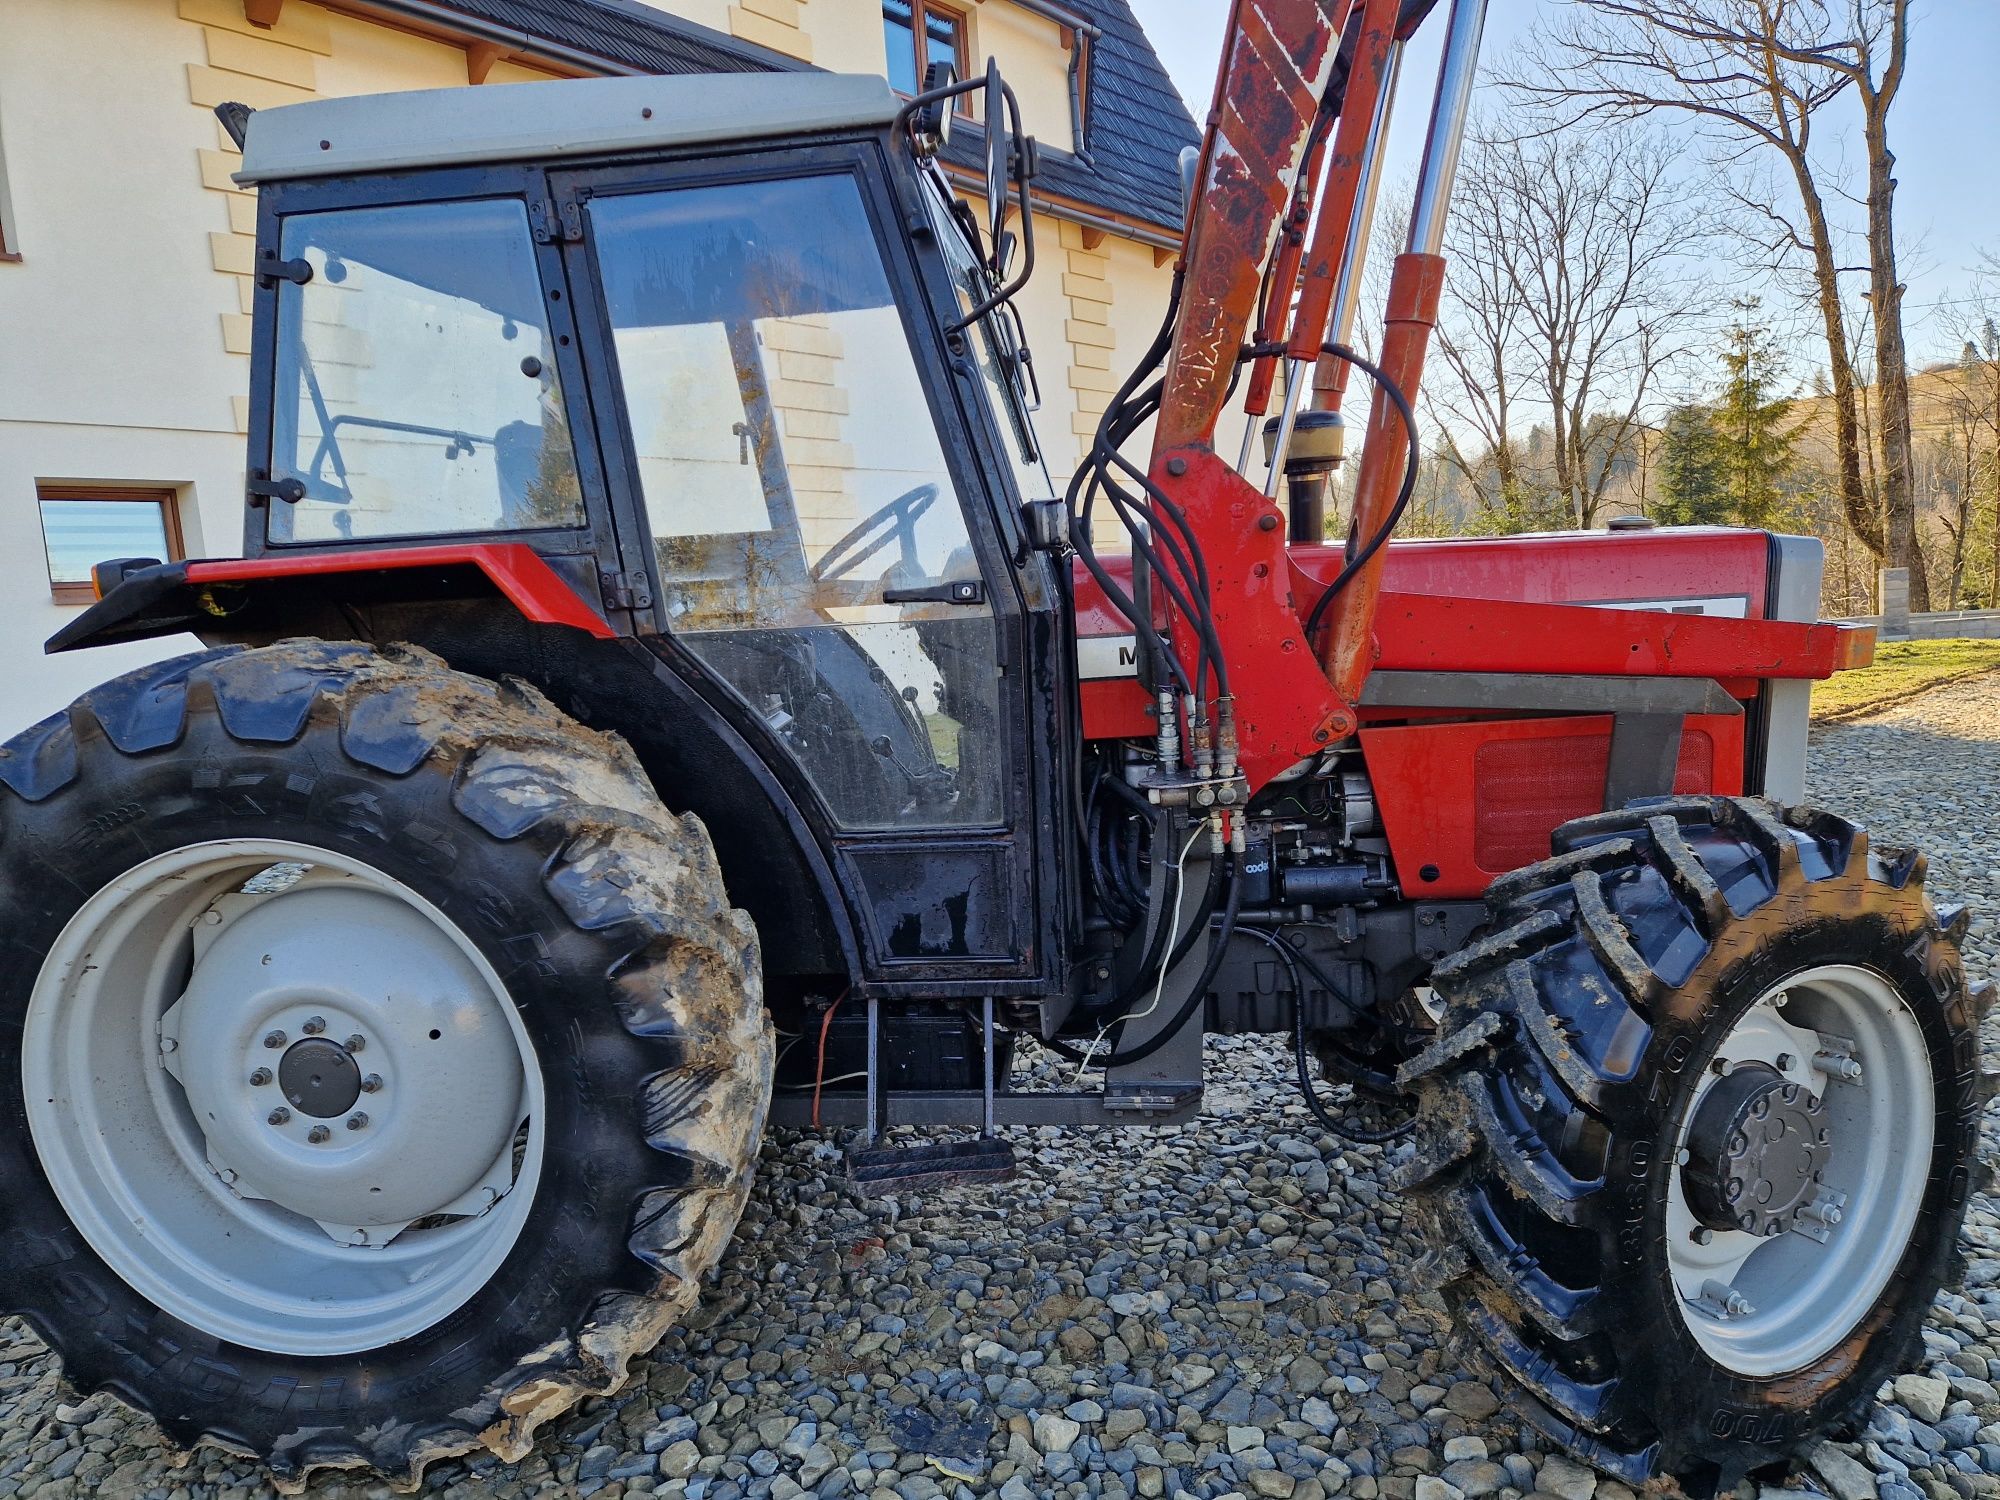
[431,0,1199,234]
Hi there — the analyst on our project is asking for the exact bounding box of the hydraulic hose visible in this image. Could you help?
[1237,927,1417,1144]
[1071,850,1241,1069]
[1300,340,1420,642]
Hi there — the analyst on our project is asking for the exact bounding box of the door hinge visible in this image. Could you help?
[599,569,653,611]
[530,197,585,244]
[244,473,305,507]
[255,249,313,288]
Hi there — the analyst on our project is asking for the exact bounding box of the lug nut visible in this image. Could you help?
[249,1067,273,1087]
[302,1016,326,1036]
[346,1034,366,1053]
[307,1125,331,1144]
[361,1073,383,1094]
[264,1030,287,1049]
[1775,1052,1796,1071]
[1711,1057,1732,1076]
[347,1113,369,1131]
[268,1107,291,1126]
[1690,1226,1713,1245]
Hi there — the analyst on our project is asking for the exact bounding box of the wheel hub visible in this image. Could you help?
[278,1037,363,1119]
[1665,965,1935,1376]
[1682,1062,1830,1237]
[161,879,529,1231]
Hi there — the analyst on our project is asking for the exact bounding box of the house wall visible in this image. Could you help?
[0,0,1176,734]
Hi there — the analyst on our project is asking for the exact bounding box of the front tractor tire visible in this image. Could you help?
[0,641,773,1490]
[1400,796,1986,1486]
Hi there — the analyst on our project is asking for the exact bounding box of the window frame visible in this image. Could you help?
[36,485,185,604]
[883,0,973,116]
[0,87,20,262]
[263,194,589,548]
[246,164,626,572]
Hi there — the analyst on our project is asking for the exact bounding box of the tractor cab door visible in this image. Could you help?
[554,149,1064,993]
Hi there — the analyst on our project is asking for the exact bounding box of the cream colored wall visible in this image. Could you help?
[0,0,245,726]
[806,0,886,75]
[966,1,1074,148]
[0,0,1174,735]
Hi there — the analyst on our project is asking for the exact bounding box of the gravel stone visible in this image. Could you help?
[1901,1377,1955,1424]
[1537,1454,1599,1500]
[1034,1413,1081,1456]
[1444,1384,1501,1422]
[1814,1443,1884,1500]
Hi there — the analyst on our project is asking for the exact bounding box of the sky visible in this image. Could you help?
[1128,0,2000,365]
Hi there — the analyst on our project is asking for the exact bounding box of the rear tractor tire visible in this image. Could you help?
[1400,796,1988,1486]
[0,641,772,1490]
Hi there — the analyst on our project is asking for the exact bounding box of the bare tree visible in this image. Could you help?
[1518,0,1927,605]
[1429,121,1713,529]
[1429,144,1533,517]
[1942,253,2000,607]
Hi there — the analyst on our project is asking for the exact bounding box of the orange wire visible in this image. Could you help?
[811,987,849,1130]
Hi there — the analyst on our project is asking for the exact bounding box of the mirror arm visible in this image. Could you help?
[945,83,1037,334]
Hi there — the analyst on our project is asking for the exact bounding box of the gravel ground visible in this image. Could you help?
[2,675,1997,1500]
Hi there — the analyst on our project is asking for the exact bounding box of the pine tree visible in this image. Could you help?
[1654,403,1731,525]
[1713,299,1802,529]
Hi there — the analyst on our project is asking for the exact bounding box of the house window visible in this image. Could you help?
[883,0,968,105]
[37,487,184,603]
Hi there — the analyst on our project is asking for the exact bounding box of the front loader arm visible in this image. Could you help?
[1137,0,1372,788]
[1125,0,1471,792]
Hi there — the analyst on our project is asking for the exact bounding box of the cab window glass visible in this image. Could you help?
[269,199,581,543]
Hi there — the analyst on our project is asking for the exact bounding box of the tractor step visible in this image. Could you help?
[845,1137,1017,1197]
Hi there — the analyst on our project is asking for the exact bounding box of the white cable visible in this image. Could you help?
[1074,822,1207,1080]
[776,1071,869,1091]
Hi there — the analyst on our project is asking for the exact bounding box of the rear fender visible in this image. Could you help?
[46,545,613,656]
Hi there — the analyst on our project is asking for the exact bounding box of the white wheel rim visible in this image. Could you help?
[1666,962,1933,1376]
[22,839,546,1357]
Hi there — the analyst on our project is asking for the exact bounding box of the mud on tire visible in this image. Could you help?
[0,641,772,1490]
[1398,796,1987,1485]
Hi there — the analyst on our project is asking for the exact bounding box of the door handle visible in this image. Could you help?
[881,580,985,605]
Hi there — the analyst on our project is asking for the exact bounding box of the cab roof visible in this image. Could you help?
[234,72,901,186]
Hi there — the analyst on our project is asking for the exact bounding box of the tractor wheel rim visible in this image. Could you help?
[1665,962,1932,1376]
[22,839,546,1357]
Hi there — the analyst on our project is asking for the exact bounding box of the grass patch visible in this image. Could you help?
[1811,637,2000,722]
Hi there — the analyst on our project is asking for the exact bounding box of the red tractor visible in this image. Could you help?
[1,0,1983,1490]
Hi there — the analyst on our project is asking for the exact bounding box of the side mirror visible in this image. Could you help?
[983,60,1009,273]
[898,59,1038,332]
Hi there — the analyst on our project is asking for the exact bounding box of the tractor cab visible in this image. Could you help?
[186,69,1075,990]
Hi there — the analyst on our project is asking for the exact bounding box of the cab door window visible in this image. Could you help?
[587,173,1004,831]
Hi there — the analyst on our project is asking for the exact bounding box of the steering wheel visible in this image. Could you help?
[810,484,939,585]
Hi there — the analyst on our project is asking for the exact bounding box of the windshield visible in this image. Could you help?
[920,172,1052,500]
[267,198,583,543]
